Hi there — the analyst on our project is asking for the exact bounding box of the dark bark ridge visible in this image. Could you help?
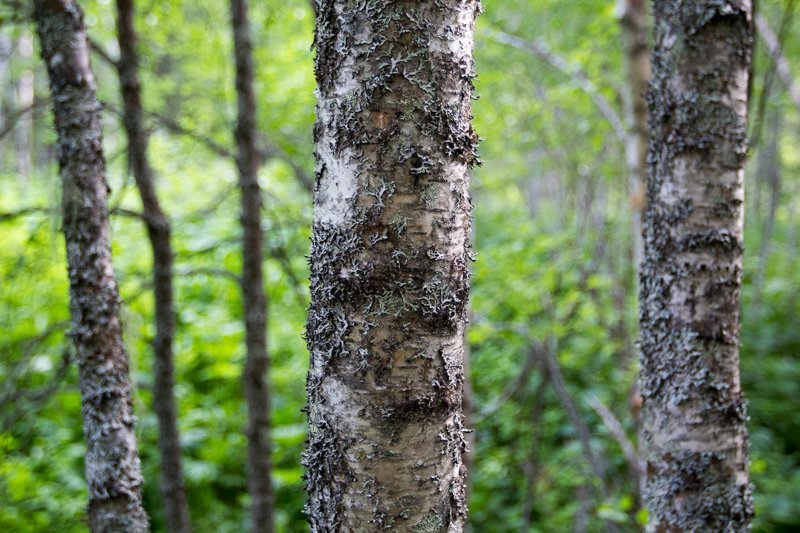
[640,0,754,530]
[230,0,275,531]
[115,0,191,531]
[305,0,480,530]
[33,0,148,531]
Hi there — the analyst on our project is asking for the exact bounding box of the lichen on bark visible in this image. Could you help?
[639,0,754,530]
[304,1,480,531]
[33,1,149,531]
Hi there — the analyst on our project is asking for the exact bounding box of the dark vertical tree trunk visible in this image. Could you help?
[639,1,754,530]
[304,1,480,530]
[115,1,191,531]
[33,1,149,531]
[229,1,274,531]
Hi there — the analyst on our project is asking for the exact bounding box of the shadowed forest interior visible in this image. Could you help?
[1,0,799,531]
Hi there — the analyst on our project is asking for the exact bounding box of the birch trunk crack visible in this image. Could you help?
[33,1,149,530]
[640,1,754,529]
[304,1,480,530]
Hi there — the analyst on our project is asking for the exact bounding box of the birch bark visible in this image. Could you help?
[640,1,754,529]
[34,1,148,530]
[304,1,480,530]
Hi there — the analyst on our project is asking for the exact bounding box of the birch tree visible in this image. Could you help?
[33,0,148,530]
[639,1,754,529]
[304,1,480,530]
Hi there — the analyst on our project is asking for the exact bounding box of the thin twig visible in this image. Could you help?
[476,340,543,422]
[756,12,800,113]
[0,206,50,222]
[0,98,50,141]
[88,37,118,69]
[175,266,241,284]
[483,28,627,141]
[588,395,645,499]
[543,334,608,490]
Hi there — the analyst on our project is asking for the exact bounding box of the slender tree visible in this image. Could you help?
[617,0,649,269]
[115,1,191,531]
[639,1,754,529]
[33,1,148,531]
[229,0,274,530]
[304,1,480,530]
[615,0,649,507]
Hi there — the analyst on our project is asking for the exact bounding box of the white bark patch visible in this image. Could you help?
[314,144,359,226]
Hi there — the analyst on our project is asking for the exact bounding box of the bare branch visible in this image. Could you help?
[483,28,627,142]
[543,334,608,490]
[175,266,241,284]
[0,206,50,222]
[756,13,800,113]
[88,37,118,69]
[110,207,145,220]
[259,139,314,194]
[476,340,543,421]
[589,395,645,498]
[0,98,50,141]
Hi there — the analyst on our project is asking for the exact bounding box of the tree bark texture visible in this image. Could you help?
[33,1,149,531]
[639,1,754,530]
[617,0,650,269]
[304,1,480,531]
[115,1,191,531]
[230,1,275,531]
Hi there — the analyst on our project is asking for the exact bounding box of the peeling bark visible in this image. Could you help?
[639,1,754,530]
[115,1,191,531]
[230,0,275,531]
[304,1,480,530]
[33,1,148,531]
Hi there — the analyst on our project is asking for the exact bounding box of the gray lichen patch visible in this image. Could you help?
[640,0,753,530]
[34,0,149,530]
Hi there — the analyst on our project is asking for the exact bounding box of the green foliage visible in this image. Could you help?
[1,0,799,531]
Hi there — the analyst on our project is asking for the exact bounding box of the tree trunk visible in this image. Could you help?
[639,1,754,530]
[304,1,480,530]
[14,31,34,182]
[617,0,650,269]
[33,1,149,531]
[115,1,191,531]
[230,1,275,531]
